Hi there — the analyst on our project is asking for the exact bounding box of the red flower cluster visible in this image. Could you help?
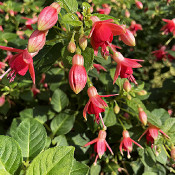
[161,18,175,36]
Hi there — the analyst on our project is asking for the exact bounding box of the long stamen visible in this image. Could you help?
[0,68,11,80]
[99,113,107,130]
[128,75,138,85]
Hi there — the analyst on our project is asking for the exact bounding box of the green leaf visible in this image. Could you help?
[90,164,101,175]
[59,0,78,13]
[51,110,75,136]
[26,146,75,175]
[82,2,91,13]
[0,135,22,174]
[82,47,94,72]
[70,160,89,175]
[51,88,69,113]
[52,135,68,146]
[103,107,116,127]
[156,145,167,165]
[62,13,82,26]
[12,119,47,160]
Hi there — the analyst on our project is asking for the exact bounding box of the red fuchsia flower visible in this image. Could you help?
[21,16,38,30]
[135,1,143,9]
[138,123,169,148]
[93,64,107,73]
[37,2,61,31]
[97,4,111,15]
[28,30,48,53]
[69,54,87,94]
[112,51,143,84]
[83,86,117,129]
[0,95,5,107]
[83,130,113,165]
[120,29,135,46]
[138,107,147,126]
[0,46,38,84]
[120,130,143,159]
[161,18,175,36]
[152,46,167,61]
[129,21,143,36]
[89,19,126,56]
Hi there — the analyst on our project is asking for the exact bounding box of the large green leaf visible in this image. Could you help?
[51,88,69,113]
[59,0,78,13]
[62,13,82,26]
[26,146,75,175]
[12,119,47,160]
[70,160,89,175]
[51,110,75,136]
[0,136,22,175]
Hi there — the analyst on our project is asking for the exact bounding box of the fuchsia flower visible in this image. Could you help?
[93,64,107,73]
[129,21,143,36]
[120,130,143,159]
[22,16,38,30]
[31,85,40,97]
[89,19,126,56]
[0,46,38,83]
[138,123,169,148]
[135,1,143,9]
[83,86,117,128]
[97,4,111,15]
[83,130,113,165]
[152,46,167,61]
[161,18,175,36]
[69,54,87,94]
[112,52,143,84]
[0,95,5,107]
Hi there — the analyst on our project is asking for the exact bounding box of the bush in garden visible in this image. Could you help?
[0,0,175,174]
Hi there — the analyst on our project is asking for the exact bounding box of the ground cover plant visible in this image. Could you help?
[0,0,175,174]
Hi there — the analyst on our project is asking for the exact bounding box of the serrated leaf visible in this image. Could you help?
[51,88,69,113]
[59,0,78,13]
[62,13,82,26]
[0,136,22,175]
[70,160,89,175]
[52,135,68,146]
[26,146,75,175]
[51,111,75,136]
[156,145,167,165]
[82,2,91,13]
[12,119,47,160]
[90,164,101,175]
[103,107,116,127]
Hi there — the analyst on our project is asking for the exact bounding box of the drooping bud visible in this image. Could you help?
[120,29,135,46]
[138,107,147,126]
[79,35,87,51]
[114,103,120,114]
[38,3,61,31]
[27,30,47,53]
[67,41,76,53]
[135,1,143,9]
[125,9,130,18]
[69,54,87,94]
[123,79,131,92]
[137,90,147,96]
[0,95,5,107]
[171,146,175,161]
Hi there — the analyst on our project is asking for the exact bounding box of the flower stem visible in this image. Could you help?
[118,118,126,130]
[99,113,107,130]
[87,76,93,87]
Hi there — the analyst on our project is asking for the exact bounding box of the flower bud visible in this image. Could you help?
[69,54,87,94]
[171,146,175,161]
[137,90,147,96]
[27,30,47,53]
[0,95,5,107]
[138,107,147,126]
[123,79,131,92]
[127,94,132,100]
[38,4,60,31]
[67,41,76,53]
[114,103,120,114]
[125,9,130,18]
[79,35,87,51]
[120,29,135,46]
[135,1,143,9]
[50,2,61,13]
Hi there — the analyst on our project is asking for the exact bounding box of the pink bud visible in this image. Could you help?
[114,103,120,114]
[120,29,135,46]
[38,4,60,31]
[0,95,5,107]
[125,9,130,18]
[28,30,47,53]
[135,1,143,9]
[79,36,87,51]
[69,54,87,94]
[171,146,175,161]
[50,2,61,14]
[67,41,76,53]
[138,107,147,126]
[123,79,131,92]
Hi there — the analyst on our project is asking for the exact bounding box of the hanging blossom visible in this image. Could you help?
[93,64,107,73]
[111,51,143,84]
[129,21,143,36]
[83,86,117,129]
[96,4,111,15]
[138,123,169,148]
[152,46,167,61]
[161,18,175,36]
[0,46,38,83]
[83,130,113,165]
[120,130,143,159]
